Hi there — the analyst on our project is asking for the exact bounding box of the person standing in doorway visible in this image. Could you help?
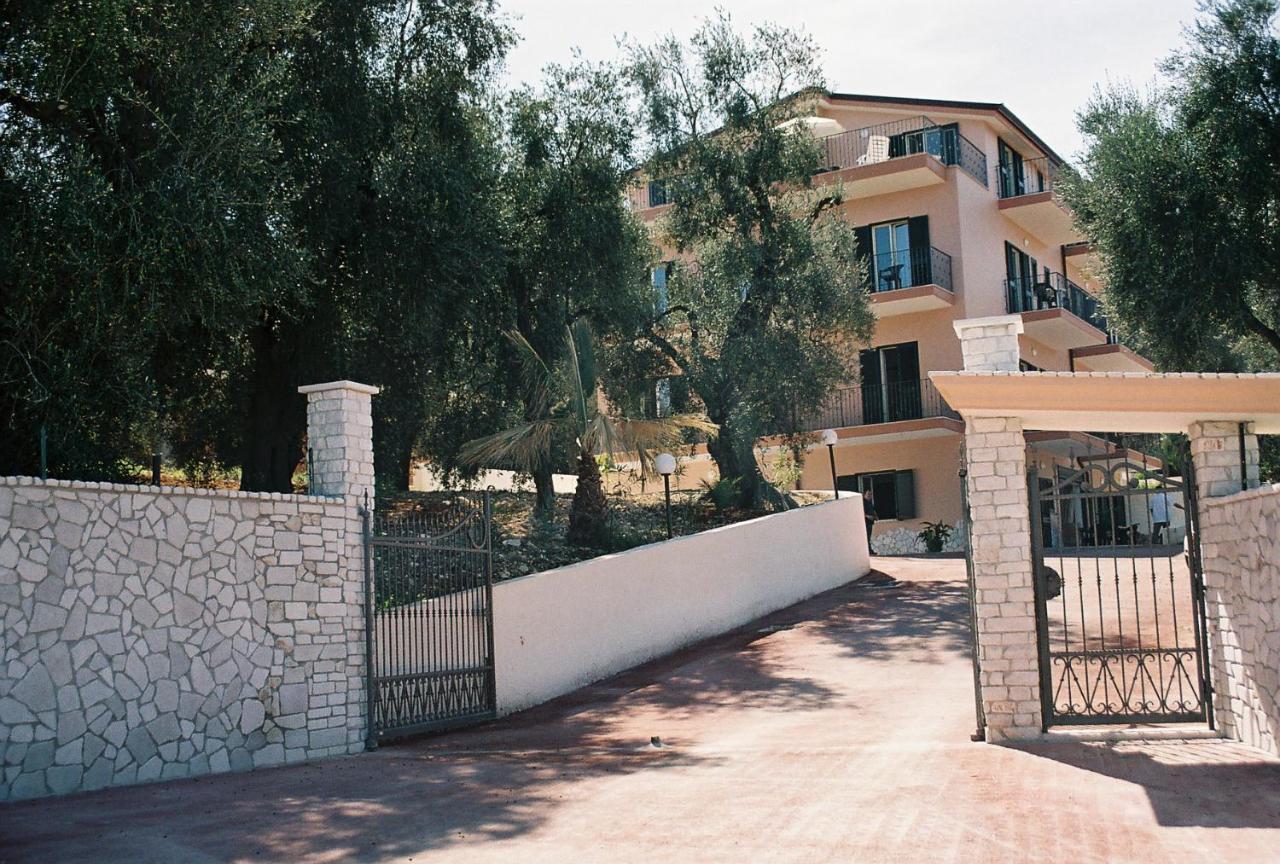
[863,489,878,556]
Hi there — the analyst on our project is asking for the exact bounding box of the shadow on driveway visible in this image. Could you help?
[1007,737,1280,829]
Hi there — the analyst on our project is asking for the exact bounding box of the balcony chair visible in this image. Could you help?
[877,263,905,292]
[1033,280,1059,309]
[857,135,890,166]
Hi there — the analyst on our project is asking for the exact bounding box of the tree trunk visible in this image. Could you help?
[566,449,608,545]
[532,465,557,517]
[705,418,765,509]
[239,321,304,493]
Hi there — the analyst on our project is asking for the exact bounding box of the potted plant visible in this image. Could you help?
[917,521,953,554]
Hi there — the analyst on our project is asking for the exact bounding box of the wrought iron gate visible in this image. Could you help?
[1029,434,1212,727]
[360,493,496,744]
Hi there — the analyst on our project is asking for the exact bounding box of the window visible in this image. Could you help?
[1019,359,1043,372]
[997,139,1025,198]
[836,470,916,520]
[854,216,931,293]
[1004,242,1047,313]
[859,342,921,423]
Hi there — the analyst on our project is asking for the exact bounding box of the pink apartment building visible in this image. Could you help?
[631,92,1154,554]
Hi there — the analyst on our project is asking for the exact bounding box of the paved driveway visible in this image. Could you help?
[3,557,1279,863]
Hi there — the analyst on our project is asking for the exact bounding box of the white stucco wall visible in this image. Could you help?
[491,496,870,715]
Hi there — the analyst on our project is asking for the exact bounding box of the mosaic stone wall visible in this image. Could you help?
[0,477,367,801]
[1200,483,1280,757]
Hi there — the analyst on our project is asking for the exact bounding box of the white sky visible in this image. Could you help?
[495,0,1202,160]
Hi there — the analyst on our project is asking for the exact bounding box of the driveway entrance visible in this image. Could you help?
[3,558,1279,864]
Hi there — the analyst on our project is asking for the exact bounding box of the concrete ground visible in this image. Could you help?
[3,557,1279,863]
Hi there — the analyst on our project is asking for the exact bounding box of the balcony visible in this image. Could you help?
[816,116,988,198]
[794,378,960,435]
[996,155,1082,244]
[866,246,956,317]
[1006,272,1115,350]
[1070,342,1155,373]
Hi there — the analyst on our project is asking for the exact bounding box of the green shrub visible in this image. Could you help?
[917,521,953,554]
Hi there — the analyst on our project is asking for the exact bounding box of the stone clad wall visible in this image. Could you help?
[0,476,366,801]
[1200,483,1280,757]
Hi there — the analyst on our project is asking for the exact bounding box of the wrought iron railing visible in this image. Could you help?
[996,154,1058,199]
[867,246,953,293]
[795,378,958,432]
[818,115,989,186]
[1005,272,1116,342]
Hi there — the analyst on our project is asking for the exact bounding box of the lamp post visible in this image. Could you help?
[655,452,677,539]
[821,429,839,499]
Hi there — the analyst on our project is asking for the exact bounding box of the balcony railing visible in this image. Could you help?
[1005,271,1116,341]
[793,378,959,433]
[818,115,989,187]
[867,246,953,293]
[996,155,1059,199]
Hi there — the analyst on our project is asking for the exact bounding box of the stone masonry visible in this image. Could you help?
[963,416,1040,740]
[1187,420,1261,500]
[1198,483,1280,757]
[0,381,377,801]
[953,315,1024,373]
[953,314,1041,740]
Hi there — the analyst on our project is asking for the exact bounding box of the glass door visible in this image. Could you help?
[872,221,913,292]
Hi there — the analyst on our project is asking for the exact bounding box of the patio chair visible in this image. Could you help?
[857,135,890,166]
[877,263,904,292]
[1033,280,1059,309]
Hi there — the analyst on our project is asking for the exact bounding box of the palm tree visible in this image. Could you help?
[461,321,715,545]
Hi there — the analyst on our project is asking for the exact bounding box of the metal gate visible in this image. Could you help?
[360,492,496,744]
[1029,433,1213,727]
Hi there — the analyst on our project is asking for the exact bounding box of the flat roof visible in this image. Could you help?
[929,371,1280,434]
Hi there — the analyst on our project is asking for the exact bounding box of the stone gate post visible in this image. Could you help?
[953,316,1042,741]
[298,380,379,753]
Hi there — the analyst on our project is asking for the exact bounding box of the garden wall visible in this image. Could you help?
[491,495,870,714]
[0,476,367,801]
[1201,482,1280,756]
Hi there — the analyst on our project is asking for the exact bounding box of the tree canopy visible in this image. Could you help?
[625,13,873,508]
[1062,0,1280,370]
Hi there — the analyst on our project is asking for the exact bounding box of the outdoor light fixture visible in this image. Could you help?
[656,452,677,539]
[821,429,839,498]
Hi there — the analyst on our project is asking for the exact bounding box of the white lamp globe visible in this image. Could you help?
[655,453,677,476]
[820,429,838,447]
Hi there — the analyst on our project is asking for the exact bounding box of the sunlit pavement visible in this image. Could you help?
[3,557,1279,863]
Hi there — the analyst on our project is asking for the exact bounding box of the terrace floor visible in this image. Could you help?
[4,558,1280,863]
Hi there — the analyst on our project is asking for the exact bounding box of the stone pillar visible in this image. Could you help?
[297,380,378,754]
[963,418,1040,740]
[953,314,1024,373]
[298,381,379,507]
[1187,420,1261,501]
[954,315,1041,740]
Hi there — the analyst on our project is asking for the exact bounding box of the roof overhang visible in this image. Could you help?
[929,371,1280,434]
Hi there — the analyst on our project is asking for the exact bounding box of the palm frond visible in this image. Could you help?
[562,323,593,437]
[505,329,556,418]
[458,418,563,471]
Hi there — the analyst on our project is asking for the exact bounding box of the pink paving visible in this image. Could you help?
[2,557,1279,863]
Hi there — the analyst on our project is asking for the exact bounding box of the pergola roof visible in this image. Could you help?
[929,371,1280,434]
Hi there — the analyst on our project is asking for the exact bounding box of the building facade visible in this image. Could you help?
[630,93,1154,553]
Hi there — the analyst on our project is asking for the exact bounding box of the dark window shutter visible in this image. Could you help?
[907,217,930,284]
[854,225,873,291]
[894,470,916,520]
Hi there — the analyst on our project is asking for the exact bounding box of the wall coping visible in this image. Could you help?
[298,380,380,396]
[496,495,865,588]
[953,314,1024,336]
[1202,482,1280,509]
[934,370,1280,380]
[1,475,344,506]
